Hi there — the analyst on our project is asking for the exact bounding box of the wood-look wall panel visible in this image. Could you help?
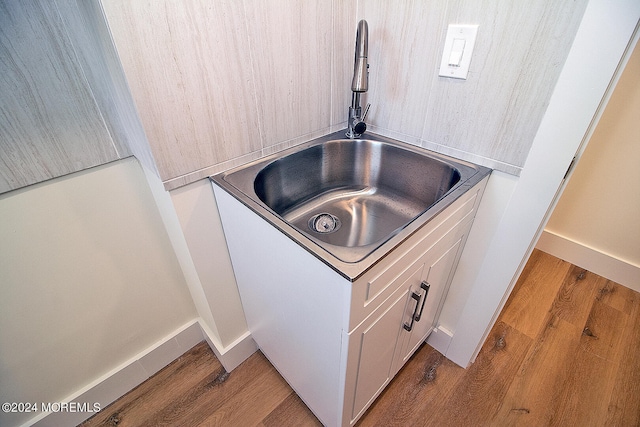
[361,0,588,171]
[102,0,262,181]
[361,0,449,138]
[54,0,131,161]
[331,1,357,130]
[102,0,587,187]
[244,0,333,146]
[442,0,588,167]
[0,1,120,193]
[55,0,156,175]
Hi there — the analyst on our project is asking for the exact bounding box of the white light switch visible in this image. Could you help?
[439,24,478,79]
[448,38,466,66]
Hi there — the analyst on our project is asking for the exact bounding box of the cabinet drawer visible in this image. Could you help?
[348,182,482,332]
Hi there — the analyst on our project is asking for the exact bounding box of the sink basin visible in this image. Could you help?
[254,139,460,258]
[212,131,491,278]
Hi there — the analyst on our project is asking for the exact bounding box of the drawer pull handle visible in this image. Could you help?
[414,281,430,322]
[403,291,421,331]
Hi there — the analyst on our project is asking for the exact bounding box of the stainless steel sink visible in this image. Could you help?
[253,138,461,257]
[211,131,491,279]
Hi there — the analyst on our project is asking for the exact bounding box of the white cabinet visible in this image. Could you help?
[348,282,410,418]
[397,230,466,367]
[344,205,472,424]
[213,176,487,427]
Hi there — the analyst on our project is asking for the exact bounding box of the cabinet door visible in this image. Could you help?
[397,235,464,366]
[347,264,423,422]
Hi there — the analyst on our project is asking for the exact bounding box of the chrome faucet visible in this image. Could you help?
[346,20,370,139]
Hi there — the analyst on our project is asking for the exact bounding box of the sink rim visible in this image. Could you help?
[211,130,491,281]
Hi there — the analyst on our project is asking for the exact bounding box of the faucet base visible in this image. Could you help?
[346,103,370,139]
[345,130,363,139]
[346,124,366,139]
[346,106,366,139]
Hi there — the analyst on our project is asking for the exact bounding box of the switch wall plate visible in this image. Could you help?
[439,24,478,80]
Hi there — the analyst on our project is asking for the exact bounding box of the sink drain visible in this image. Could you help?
[309,213,341,234]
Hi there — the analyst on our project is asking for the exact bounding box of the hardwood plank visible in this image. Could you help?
[606,291,640,426]
[597,278,640,315]
[82,342,222,426]
[552,299,630,426]
[148,350,288,426]
[422,321,533,426]
[355,344,467,427]
[83,345,291,427]
[197,358,292,426]
[580,300,627,361]
[553,350,617,427]
[493,315,583,425]
[549,265,603,328]
[259,393,322,427]
[500,250,572,338]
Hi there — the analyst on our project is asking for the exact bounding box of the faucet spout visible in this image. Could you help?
[351,20,368,93]
[346,20,370,139]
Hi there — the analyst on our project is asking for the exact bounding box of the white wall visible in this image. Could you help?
[170,180,249,348]
[0,158,197,427]
[436,170,518,334]
[538,41,640,290]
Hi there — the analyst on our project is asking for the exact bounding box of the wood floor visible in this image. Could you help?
[81,250,640,426]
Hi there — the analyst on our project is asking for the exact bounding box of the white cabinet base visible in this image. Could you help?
[213,177,487,426]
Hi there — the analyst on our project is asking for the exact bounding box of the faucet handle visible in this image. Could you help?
[362,103,371,121]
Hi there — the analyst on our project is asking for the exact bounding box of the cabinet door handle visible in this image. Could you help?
[414,281,430,322]
[403,291,421,331]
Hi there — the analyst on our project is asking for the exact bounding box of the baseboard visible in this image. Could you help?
[536,230,640,292]
[27,319,257,427]
[198,321,258,372]
[427,326,454,356]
